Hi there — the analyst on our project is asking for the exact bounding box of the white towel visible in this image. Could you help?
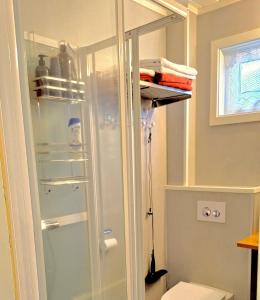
[140,58,198,77]
[142,66,196,80]
[139,68,155,77]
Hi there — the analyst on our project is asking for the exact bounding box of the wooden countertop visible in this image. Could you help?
[237,233,259,250]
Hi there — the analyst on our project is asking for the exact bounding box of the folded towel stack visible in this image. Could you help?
[140,58,197,91]
[140,68,155,83]
[154,73,193,91]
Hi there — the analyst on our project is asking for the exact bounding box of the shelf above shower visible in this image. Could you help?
[140,80,192,107]
[40,176,88,186]
[41,212,88,231]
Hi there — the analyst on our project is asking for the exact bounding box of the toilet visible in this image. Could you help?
[162,282,234,300]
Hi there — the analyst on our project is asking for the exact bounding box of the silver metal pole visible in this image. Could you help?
[125,14,184,40]
[115,1,136,300]
[131,30,145,300]
[80,13,185,54]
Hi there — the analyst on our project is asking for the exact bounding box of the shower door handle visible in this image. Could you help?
[41,220,60,231]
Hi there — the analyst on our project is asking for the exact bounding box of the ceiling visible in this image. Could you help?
[191,0,225,6]
[174,0,241,14]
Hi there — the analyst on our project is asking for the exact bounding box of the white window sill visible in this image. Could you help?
[165,184,260,194]
[210,28,260,126]
[210,111,260,126]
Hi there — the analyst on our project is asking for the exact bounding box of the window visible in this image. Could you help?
[210,29,260,125]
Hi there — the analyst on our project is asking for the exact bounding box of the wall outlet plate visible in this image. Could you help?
[197,201,226,223]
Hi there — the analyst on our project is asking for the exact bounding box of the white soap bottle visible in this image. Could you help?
[68,117,82,147]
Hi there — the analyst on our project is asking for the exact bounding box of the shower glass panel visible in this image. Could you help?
[87,44,128,300]
[14,1,128,299]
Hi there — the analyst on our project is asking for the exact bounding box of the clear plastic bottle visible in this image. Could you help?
[58,42,76,98]
[58,42,76,80]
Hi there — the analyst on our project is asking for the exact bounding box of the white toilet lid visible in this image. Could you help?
[162,282,226,300]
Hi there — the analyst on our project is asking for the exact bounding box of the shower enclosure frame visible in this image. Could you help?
[0,0,131,299]
[0,0,190,300]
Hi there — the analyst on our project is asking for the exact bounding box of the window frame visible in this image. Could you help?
[210,28,260,126]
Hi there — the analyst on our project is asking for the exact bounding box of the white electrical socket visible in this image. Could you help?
[197,201,226,223]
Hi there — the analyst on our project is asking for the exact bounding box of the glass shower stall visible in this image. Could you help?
[11,0,134,300]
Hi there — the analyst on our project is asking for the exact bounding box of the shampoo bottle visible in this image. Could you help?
[35,54,49,77]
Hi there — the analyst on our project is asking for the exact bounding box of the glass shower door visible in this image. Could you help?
[82,44,128,300]
[14,1,128,299]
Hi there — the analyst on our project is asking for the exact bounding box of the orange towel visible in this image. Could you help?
[140,74,154,83]
[158,81,192,91]
[155,73,192,85]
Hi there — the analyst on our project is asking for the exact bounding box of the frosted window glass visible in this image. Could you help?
[220,40,260,115]
[240,60,260,93]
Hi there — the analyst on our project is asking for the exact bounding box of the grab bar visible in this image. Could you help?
[41,212,88,231]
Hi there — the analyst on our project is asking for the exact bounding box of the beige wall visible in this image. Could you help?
[166,21,186,185]
[166,12,197,185]
[167,0,260,187]
[142,106,167,300]
[196,0,260,186]
[20,0,165,47]
[166,190,255,300]
[165,1,260,299]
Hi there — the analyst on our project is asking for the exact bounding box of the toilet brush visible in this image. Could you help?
[145,253,168,284]
[145,207,168,284]
[145,126,168,285]
[145,231,168,284]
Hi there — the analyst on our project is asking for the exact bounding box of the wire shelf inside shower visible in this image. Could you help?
[35,95,87,104]
[38,157,88,163]
[36,142,88,162]
[40,176,88,186]
[33,75,86,104]
[34,75,85,86]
